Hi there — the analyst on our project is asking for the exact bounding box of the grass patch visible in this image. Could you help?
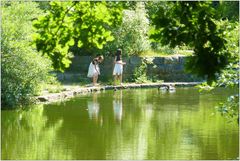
[139,49,193,57]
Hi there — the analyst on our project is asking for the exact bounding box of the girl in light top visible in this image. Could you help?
[113,49,126,86]
[87,55,104,86]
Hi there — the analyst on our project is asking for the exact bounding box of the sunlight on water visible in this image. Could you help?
[1,87,239,160]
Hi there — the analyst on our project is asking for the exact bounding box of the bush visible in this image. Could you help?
[1,2,54,107]
[103,2,151,56]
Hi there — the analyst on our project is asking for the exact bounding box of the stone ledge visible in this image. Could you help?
[36,82,202,104]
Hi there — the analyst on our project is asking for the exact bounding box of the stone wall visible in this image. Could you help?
[57,55,202,82]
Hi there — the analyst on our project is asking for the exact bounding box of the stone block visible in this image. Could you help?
[153,57,164,65]
[129,56,142,65]
[179,56,187,64]
[37,96,48,102]
[174,64,184,71]
[164,56,179,64]
[143,57,154,64]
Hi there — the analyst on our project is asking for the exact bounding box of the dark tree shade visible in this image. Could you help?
[150,1,235,82]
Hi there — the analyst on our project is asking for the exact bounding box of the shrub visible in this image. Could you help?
[1,2,54,107]
[103,2,151,56]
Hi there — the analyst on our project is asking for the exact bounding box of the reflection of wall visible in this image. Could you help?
[56,56,202,82]
[154,88,200,107]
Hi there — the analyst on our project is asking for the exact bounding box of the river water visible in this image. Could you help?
[1,87,239,160]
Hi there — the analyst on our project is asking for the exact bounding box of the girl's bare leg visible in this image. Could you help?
[119,74,123,85]
[93,75,98,86]
[114,75,117,86]
[95,75,98,84]
[92,76,95,86]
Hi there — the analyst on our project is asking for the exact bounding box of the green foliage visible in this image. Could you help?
[196,20,239,123]
[203,21,238,87]
[203,62,239,123]
[103,2,151,56]
[208,62,239,124]
[145,1,174,25]
[44,84,64,94]
[215,1,239,21]
[132,58,158,83]
[33,1,123,71]
[217,94,239,123]
[133,62,148,83]
[1,2,54,107]
[196,20,239,87]
[35,1,51,11]
[150,1,235,82]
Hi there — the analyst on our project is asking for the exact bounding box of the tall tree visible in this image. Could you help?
[150,1,236,82]
[33,1,123,72]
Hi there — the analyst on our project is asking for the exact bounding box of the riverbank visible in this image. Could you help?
[36,82,202,104]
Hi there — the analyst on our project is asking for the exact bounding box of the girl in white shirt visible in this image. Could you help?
[113,49,126,86]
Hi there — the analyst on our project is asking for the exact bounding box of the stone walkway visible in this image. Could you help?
[36,82,202,103]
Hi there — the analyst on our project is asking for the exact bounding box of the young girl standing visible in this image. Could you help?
[87,55,104,86]
[113,49,126,86]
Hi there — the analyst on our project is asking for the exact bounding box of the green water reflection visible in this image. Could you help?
[1,87,239,160]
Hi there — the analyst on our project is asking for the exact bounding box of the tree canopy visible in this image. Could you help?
[150,1,237,82]
[33,1,123,72]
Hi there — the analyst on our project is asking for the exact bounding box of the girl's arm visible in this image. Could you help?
[116,61,126,65]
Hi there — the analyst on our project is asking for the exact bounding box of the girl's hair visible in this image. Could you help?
[97,55,104,61]
[116,49,122,61]
[92,55,104,64]
[116,49,122,56]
